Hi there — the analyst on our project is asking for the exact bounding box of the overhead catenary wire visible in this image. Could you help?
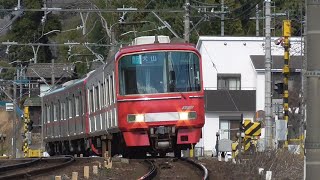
[0,8,185,13]
[202,43,239,111]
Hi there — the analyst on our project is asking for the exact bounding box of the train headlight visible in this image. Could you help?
[179,111,197,120]
[127,114,145,123]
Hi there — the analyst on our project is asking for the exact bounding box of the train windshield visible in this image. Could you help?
[119,51,201,95]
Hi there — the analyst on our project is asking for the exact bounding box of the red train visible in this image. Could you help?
[43,37,204,157]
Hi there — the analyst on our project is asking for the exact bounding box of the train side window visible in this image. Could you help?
[53,104,57,121]
[60,101,64,120]
[66,98,68,119]
[68,98,72,118]
[57,100,61,121]
[75,96,79,116]
[48,104,50,123]
[51,103,54,122]
[64,102,67,120]
[79,92,82,115]
[82,92,85,115]
[72,95,76,117]
[111,74,114,104]
[95,85,100,110]
[101,82,104,108]
[106,78,109,106]
[103,78,108,106]
[87,89,90,113]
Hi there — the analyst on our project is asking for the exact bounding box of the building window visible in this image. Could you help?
[219,117,241,141]
[217,74,241,90]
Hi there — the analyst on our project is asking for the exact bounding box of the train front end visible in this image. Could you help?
[116,43,204,157]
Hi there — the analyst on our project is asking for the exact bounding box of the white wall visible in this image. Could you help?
[256,74,265,110]
[196,37,303,155]
[198,36,303,109]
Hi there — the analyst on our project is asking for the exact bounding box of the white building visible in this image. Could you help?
[196,36,303,156]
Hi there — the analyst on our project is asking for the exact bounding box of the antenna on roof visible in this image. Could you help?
[154,34,159,44]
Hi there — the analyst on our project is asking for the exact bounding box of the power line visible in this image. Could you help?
[0,8,184,13]
[1,42,115,47]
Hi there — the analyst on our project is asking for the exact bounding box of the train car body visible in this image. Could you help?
[43,37,204,157]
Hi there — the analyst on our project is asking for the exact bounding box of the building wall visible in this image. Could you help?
[256,74,265,110]
[196,36,303,156]
[197,112,254,156]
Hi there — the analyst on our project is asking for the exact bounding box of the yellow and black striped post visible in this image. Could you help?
[23,107,30,157]
[283,20,291,146]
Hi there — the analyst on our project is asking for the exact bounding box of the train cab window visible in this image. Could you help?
[75,96,79,116]
[118,51,201,95]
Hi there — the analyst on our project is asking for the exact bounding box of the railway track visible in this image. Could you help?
[0,155,75,180]
[138,157,209,180]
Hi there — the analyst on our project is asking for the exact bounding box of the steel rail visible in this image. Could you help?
[0,155,75,180]
[137,160,157,180]
[0,158,40,172]
[180,157,209,180]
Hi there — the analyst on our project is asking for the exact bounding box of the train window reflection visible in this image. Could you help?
[119,51,201,95]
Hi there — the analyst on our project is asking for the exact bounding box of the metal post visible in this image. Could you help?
[51,59,54,86]
[282,20,291,146]
[41,96,44,150]
[19,63,22,100]
[306,0,320,179]
[12,76,17,158]
[221,0,225,36]
[256,4,259,37]
[264,0,273,150]
[184,0,190,43]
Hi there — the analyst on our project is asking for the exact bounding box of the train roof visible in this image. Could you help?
[116,43,199,58]
[43,76,87,97]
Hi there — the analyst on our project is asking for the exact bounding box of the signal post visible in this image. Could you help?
[282,20,291,146]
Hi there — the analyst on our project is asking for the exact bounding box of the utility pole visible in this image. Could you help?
[19,63,22,100]
[12,76,17,158]
[305,0,320,179]
[256,4,259,36]
[264,0,273,151]
[221,0,224,36]
[184,0,190,43]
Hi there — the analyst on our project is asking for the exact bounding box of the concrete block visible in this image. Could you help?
[74,154,77,158]
[120,158,130,164]
[80,154,83,157]
[72,172,78,180]
[93,165,98,175]
[84,166,90,179]
[55,176,62,180]
[111,156,121,162]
